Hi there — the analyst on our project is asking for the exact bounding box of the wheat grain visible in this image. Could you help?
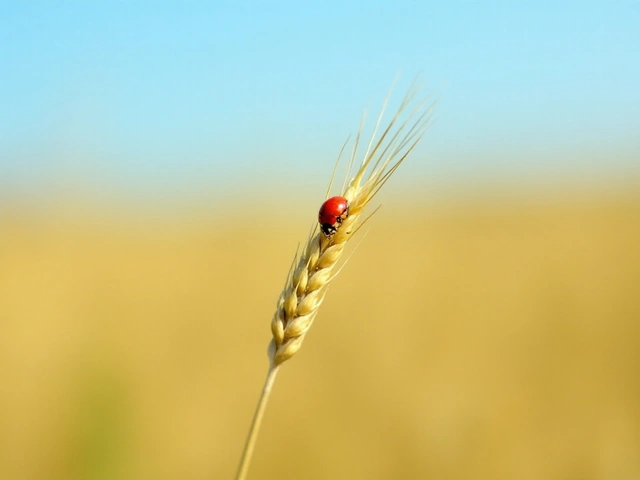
[269,80,435,366]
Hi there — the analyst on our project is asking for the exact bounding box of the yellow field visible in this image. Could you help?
[1,189,639,480]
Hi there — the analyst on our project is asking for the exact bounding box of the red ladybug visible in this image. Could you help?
[318,196,349,237]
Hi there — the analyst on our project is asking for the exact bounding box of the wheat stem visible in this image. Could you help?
[234,363,280,480]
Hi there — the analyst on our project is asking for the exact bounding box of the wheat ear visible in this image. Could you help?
[235,80,434,480]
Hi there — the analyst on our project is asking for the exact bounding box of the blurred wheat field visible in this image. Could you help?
[0,189,639,480]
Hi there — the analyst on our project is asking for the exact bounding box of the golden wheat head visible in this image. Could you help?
[269,81,435,366]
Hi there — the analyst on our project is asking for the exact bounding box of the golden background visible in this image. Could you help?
[1,187,639,479]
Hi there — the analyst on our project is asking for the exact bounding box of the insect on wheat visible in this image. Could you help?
[235,78,435,480]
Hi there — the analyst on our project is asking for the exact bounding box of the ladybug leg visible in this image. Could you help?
[336,206,349,225]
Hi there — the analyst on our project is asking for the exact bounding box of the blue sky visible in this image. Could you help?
[1,2,639,204]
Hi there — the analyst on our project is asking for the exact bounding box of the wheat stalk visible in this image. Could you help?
[235,79,435,480]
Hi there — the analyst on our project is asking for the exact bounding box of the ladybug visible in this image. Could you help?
[318,196,349,237]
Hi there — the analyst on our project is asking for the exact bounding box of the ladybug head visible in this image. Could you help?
[320,223,337,238]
